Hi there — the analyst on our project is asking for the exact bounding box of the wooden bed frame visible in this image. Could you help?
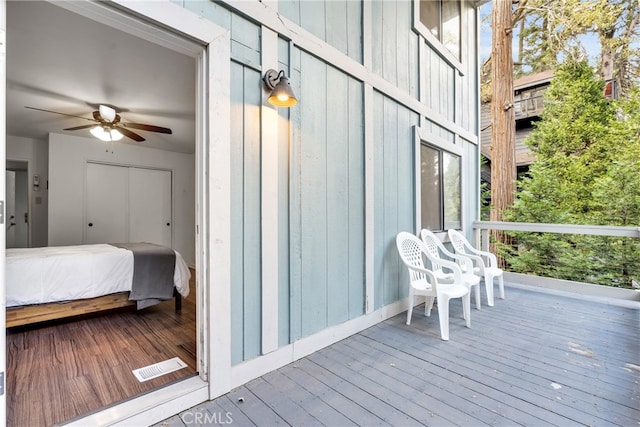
[6,290,182,328]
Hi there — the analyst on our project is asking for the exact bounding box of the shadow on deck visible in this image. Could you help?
[159,284,640,426]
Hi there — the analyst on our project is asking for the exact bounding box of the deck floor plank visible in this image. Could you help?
[374,318,635,426]
[224,384,290,426]
[295,357,420,426]
[361,321,582,426]
[157,285,639,427]
[334,336,519,426]
[279,361,389,426]
[462,316,639,400]
[244,375,323,426]
[311,344,464,426]
[346,333,548,427]
[291,358,393,426]
[262,369,358,426]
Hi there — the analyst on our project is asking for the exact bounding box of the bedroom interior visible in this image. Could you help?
[5,1,199,425]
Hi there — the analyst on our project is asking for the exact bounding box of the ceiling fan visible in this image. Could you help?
[25,104,172,142]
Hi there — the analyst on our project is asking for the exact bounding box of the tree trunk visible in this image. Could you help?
[490,0,517,263]
[599,29,615,82]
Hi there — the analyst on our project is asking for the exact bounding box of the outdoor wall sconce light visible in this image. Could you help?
[263,69,298,107]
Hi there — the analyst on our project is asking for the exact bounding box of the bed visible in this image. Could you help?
[6,243,191,328]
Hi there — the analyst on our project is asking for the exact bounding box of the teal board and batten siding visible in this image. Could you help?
[229,61,263,364]
[371,0,419,99]
[189,1,265,364]
[182,0,480,364]
[373,92,419,309]
[421,46,456,123]
[278,0,362,63]
[459,4,479,134]
[276,38,293,348]
[289,50,366,340]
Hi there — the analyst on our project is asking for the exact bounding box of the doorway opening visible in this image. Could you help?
[4,1,209,424]
[5,160,28,248]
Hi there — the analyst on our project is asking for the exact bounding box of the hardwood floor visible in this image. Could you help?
[7,271,197,426]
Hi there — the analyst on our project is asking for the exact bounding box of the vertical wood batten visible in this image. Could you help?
[363,0,375,315]
[277,38,292,348]
[348,78,365,319]
[384,96,400,306]
[261,28,280,355]
[288,45,302,343]
[229,62,245,364]
[372,91,384,310]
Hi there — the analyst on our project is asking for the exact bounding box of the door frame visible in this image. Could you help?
[1,1,232,425]
[0,1,7,422]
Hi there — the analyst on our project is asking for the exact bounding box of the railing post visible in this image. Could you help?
[481,229,489,252]
[473,228,479,248]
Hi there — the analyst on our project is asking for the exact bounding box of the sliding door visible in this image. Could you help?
[86,163,129,244]
[85,163,172,246]
[129,167,172,247]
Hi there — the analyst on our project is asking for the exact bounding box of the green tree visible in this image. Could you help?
[518,0,640,97]
[502,60,640,287]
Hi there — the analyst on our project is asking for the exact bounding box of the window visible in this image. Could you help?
[419,0,461,60]
[420,143,461,231]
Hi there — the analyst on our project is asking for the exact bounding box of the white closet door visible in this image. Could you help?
[128,168,172,247]
[86,163,129,244]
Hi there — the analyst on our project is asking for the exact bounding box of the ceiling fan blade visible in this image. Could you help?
[121,122,172,134]
[116,126,146,142]
[64,124,97,131]
[25,106,96,122]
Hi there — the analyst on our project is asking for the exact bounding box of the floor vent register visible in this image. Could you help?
[132,357,187,382]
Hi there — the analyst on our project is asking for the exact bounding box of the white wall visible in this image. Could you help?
[48,133,195,265]
[6,135,49,247]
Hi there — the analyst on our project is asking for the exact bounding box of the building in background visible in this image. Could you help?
[480,69,554,196]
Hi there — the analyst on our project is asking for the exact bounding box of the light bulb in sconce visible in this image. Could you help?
[263,69,298,107]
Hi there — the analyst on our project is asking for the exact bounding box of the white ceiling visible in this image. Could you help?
[6,1,196,154]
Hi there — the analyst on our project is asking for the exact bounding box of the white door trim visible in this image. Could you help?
[0,1,7,423]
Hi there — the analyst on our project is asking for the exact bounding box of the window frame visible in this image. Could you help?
[413,0,465,76]
[414,126,465,237]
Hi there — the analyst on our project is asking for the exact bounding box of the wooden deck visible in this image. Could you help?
[157,285,640,427]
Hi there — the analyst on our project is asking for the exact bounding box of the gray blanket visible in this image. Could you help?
[111,242,176,309]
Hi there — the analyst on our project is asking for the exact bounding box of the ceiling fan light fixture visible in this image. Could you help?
[90,126,123,142]
[99,104,117,122]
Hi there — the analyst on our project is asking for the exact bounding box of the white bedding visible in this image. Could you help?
[6,244,190,308]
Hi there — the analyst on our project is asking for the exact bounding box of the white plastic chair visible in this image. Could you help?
[447,229,504,307]
[420,229,482,310]
[396,232,471,341]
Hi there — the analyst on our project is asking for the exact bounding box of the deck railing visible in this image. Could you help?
[472,221,640,300]
[513,94,545,118]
